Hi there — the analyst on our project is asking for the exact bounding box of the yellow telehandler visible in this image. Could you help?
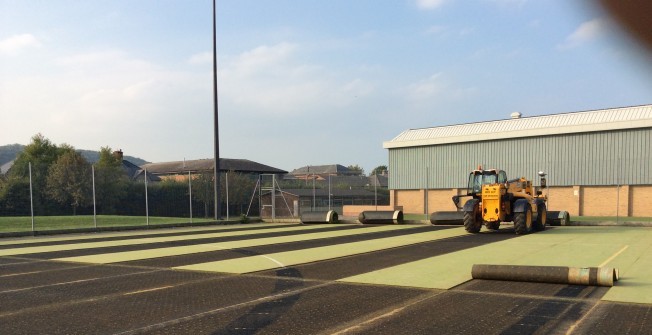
[455,167,548,234]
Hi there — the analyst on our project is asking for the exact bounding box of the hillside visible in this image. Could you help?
[0,144,149,167]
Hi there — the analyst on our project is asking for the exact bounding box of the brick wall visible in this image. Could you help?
[631,186,652,217]
[393,185,652,217]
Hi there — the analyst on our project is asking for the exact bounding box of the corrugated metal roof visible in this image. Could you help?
[384,104,652,149]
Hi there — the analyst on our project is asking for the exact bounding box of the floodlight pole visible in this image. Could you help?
[212,0,222,220]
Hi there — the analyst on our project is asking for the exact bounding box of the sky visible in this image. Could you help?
[1,0,652,174]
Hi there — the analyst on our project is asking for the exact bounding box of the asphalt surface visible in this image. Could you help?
[0,223,650,334]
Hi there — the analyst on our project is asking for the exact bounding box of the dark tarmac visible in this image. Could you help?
[0,224,650,334]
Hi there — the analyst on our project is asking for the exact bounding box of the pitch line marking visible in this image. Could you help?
[599,245,628,268]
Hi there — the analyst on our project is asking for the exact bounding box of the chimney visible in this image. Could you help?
[510,112,522,119]
[113,149,124,161]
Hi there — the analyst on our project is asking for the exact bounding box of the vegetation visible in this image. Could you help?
[370,165,388,176]
[0,134,257,228]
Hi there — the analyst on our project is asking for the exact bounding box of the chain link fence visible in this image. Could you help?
[0,162,263,233]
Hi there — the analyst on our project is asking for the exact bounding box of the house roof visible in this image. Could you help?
[384,104,652,149]
[289,164,359,176]
[141,158,287,175]
[122,160,160,182]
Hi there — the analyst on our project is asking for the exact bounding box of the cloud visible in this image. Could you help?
[0,33,41,55]
[218,42,375,116]
[558,18,610,50]
[404,73,445,100]
[415,0,445,10]
[188,52,212,65]
[1,47,211,158]
[402,73,476,102]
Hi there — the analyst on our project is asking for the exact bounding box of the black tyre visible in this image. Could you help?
[486,221,500,230]
[514,206,533,235]
[463,203,482,233]
[533,203,547,231]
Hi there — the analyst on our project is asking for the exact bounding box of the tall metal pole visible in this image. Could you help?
[212,0,221,220]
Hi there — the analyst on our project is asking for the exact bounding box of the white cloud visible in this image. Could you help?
[219,42,374,116]
[0,33,41,56]
[402,73,476,102]
[416,0,445,10]
[558,18,610,50]
[188,52,212,65]
[1,47,211,157]
[405,73,445,100]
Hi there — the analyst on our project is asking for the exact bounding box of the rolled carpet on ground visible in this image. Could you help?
[301,210,339,224]
[471,264,619,287]
[358,210,403,224]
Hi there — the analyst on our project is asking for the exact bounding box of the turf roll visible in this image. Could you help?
[300,210,339,224]
[358,210,403,224]
[471,264,619,287]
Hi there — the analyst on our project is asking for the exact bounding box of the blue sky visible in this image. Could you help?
[1,0,652,173]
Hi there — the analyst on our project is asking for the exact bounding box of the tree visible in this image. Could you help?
[371,165,388,176]
[221,171,257,214]
[8,134,66,213]
[94,147,128,214]
[46,148,92,215]
[346,164,365,176]
[192,171,214,218]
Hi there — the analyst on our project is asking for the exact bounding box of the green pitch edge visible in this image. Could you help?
[0,224,338,257]
[339,227,652,305]
[54,225,420,264]
[0,223,290,246]
[175,228,468,274]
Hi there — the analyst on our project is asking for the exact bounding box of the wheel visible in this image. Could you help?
[533,203,547,231]
[463,203,482,233]
[486,221,500,230]
[514,206,533,235]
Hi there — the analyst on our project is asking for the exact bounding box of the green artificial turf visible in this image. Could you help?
[0,215,216,233]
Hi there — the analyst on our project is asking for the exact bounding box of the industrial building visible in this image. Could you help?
[383,104,652,218]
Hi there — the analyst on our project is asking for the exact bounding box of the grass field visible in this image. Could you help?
[0,215,217,233]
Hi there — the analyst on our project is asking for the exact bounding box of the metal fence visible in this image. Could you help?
[0,163,262,233]
[0,163,391,233]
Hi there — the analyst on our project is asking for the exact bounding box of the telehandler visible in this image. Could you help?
[454,167,548,234]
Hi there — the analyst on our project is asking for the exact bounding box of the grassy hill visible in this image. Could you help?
[0,144,148,167]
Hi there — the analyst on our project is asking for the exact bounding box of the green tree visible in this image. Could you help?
[192,171,214,218]
[8,134,66,213]
[370,165,388,176]
[46,148,92,215]
[222,171,257,212]
[94,147,128,214]
[347,164,364,176]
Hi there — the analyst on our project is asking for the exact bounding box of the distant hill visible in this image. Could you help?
[0,144,149,168]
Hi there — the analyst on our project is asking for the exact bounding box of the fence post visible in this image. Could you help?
[92,165,97,228]
[188,171,193,224]
[29,162,34,232]
[145,168,149,226]
[226,172,229,221]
